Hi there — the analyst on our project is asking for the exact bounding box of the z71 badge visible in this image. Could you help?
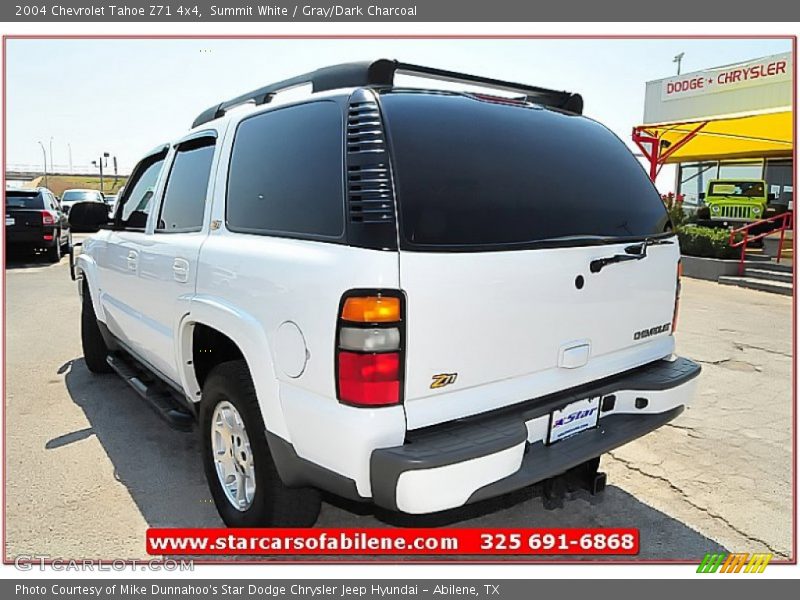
[430,373,458,389]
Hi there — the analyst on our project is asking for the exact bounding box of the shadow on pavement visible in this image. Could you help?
[5,248,62,269]
[57,357,727,560]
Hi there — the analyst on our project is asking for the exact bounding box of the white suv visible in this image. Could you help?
[70,60,700,527]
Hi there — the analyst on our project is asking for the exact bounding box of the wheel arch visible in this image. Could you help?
[76,252,105,322]
[177,296,289,440]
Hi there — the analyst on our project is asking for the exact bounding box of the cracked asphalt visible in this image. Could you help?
[4,248,794,561]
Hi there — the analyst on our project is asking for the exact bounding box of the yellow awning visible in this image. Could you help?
[635,110,793,164]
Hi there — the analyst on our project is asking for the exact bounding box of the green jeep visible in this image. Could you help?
[697,179,768,226]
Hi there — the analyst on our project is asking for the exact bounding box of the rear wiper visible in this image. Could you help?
[589,237,673,273]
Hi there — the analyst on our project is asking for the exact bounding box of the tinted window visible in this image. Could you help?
[157,142,215,232]
[62,190,103,203]
[5,192,44,209]
[227,101,344,238]
[381,93,669,250]
[119,157,166,229]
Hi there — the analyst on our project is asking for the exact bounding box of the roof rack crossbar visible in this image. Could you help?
[191,59,583,128]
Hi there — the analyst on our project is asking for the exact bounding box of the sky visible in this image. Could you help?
[4,37,792,191]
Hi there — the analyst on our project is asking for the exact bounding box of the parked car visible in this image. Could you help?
[5,187,71,262]
[70,59,700,527]
[696,179,771,226]
[60,189,105,214]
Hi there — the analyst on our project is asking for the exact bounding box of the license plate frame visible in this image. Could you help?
[548,396,601,444]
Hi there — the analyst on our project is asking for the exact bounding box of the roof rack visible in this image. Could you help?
[191,59,583,127]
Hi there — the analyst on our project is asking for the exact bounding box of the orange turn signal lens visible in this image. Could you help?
[342,296,401,323]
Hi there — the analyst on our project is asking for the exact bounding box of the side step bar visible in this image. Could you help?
[106,353,194,432]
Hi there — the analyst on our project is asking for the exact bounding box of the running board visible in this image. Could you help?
[106,353,194,432]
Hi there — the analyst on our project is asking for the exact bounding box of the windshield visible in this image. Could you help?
[708,181,765,198]
[62,190,102,203]
[380,92,669,250]
[5,192,44,209]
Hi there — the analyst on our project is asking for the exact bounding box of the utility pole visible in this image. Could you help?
[49,136,54,174]
[673,52,685,75]
[37,141,48,189]
[67,143,73,174]
[92,152,111,193]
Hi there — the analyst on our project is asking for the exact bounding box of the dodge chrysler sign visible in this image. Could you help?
[661,53,791,101]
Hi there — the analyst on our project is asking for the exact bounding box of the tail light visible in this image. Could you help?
[672,260,682,333]
[41,210,56,225]
[336,291,404,407]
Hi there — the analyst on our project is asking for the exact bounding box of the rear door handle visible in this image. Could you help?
[173,258,190,283]
[126,250,138,271]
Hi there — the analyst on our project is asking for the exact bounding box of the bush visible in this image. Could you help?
[675,225,741,259]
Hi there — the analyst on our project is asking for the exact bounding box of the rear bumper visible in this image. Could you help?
[6,228,57,245]
[370,357,700,514]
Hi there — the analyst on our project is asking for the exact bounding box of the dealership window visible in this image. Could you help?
[677,162,717,205]
[764,159,793,206]
[718,160,764,181]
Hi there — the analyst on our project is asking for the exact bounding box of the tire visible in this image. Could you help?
[61,230,72,253]
[200,360,321,527]
[81,285,112,374]
[47,234,62,263]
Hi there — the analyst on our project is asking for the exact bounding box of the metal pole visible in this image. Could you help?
[99,155,104,193]
[673,52,685,76]
[49,136,54,174]
[37,141,48,188]
[67,143,73,174]
[777,214,788,264]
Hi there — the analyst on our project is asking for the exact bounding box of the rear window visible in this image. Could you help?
[5,192,44,209]
[380,93,669,250]
[62,190,103,203]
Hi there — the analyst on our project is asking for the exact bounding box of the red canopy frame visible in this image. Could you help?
[632,122,708,182]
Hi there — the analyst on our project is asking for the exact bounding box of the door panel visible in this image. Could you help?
[134,137,217,381]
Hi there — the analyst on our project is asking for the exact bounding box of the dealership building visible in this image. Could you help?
[633,52,793,207]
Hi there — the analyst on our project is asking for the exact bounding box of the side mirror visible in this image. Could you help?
[768,193,777,202]
[68,201,111,233]
[698,192,706,200]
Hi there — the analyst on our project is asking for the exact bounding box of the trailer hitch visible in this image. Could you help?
[541,457,606,510]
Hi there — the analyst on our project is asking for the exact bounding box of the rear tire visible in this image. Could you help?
[81,286,112,374]
[61,230,72,253]
[47,235,62,263]
[200,360,321,527]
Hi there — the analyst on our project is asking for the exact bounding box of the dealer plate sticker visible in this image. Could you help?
[549,397,600,444]
[5,217,14,226]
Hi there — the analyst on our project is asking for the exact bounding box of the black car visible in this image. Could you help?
[5,187,72,262]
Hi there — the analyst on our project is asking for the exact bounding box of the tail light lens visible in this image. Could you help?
[338,352,400,406]
[336,291,404,407]
[41,210,56,225]
[672,260,682,333]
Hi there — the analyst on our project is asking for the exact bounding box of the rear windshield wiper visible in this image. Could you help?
[589,237,673,273]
